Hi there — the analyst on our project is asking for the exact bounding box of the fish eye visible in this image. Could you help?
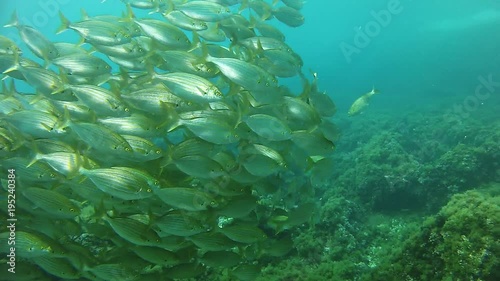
[155,150,161,154]
[124,107,130,112]
[125,147,131,151]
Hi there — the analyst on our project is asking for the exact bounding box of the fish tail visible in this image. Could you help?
[4,10,19,28]
[158,102,181,132]
[2,51,20,74]
[26,140,43,168]
[248,14,258,28]
[59,106,73,131]
[124,3,136,20]
[238,0,249,13]
[371,85,381,94]
[191,31,202,51]
[1,79,16,96]
[56,11,70,34]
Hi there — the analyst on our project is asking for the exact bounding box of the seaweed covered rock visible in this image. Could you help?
[252,196,369,281]
[334,131,424,212]
[330,112,500,213]
[365,189,500,281]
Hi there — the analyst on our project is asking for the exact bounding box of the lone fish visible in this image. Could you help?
[348,87,380,116]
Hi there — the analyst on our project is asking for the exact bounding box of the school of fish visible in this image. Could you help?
[0,0,339,280]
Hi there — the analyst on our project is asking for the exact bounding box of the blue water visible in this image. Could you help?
[287,0,500,113]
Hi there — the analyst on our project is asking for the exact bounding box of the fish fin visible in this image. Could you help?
[248,14,257,28]
[80,8,90,20]
[56,11,70,34]
[40,122,55,133]
[76,35,86,46]
[105,99,119,111]
[238,0,249,13]
[261,6,273,21]
[77,174,88,184]
[26,141,42,168]
[197,35,213,64]
[59,106,73,130]
[93,73,112,86]
[226,82,242,99]
[90,199,109,221]
[124,3,136,20]
[158,102,181,132]
[49,82,67,96]
[163,0,175,15]
[66,154,82,180]
[298,71,312,100]
[4,10,19,28]
[190,31,202,51]
[146,208,156,228]
[2,51,20,74]
[310,69,319,92]
[8,79,17,94]
[256,37,265,53]
[0,80,12,96]
[233,99,244,128]
[4,124,25,150]
[150,0,169,15]
[27,91,46,105]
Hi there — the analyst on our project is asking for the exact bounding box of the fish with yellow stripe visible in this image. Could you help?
[348,87,381,116]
